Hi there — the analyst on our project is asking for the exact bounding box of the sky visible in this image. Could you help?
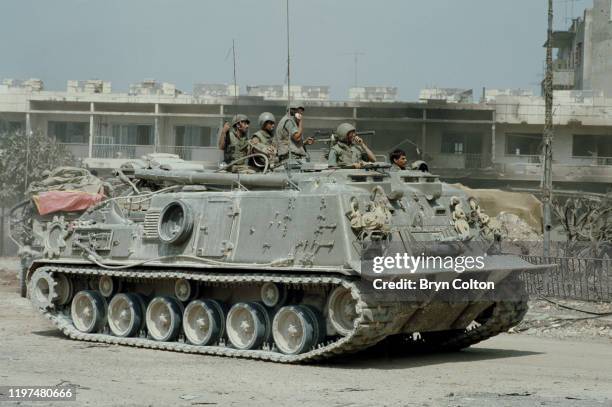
[0,0,594,100]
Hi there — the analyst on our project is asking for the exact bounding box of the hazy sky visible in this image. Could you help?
[0,0,593,100]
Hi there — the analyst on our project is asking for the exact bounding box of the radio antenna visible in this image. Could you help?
[286,0,291,111]
[232,39,239,106]
[285,0,294,181]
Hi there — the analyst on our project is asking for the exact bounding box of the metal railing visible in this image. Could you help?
[520,255,612,302]
[59,144,222,162]
[503,154,542,164]
[570,156,612,166]
[157,145,220,162]
[92,144,155,159]
[434,153,491,169]
[58,143,89,158]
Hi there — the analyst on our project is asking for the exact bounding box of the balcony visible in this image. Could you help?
[59,143,222,163]
[92,144,154,159]
[57,142,89,158]
[571,156,612,166]
[502,154,542,164]
[157,145,222,162]
[431,153,492,169]
[553,69,575,88]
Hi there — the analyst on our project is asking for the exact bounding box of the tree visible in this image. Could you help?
[0,130,77,207]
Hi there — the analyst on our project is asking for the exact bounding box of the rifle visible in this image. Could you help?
[311,130,376,145]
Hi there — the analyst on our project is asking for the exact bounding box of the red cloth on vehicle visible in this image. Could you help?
[32,191,105,215]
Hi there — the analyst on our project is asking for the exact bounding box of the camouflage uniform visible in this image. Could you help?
[252,129,274,147]
[225,128,250,165]
[275,114,307,160]
[328,142,368,167]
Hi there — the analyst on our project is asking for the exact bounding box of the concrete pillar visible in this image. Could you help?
[88,102,94,158]
[491,111,496,164]
[0,206,5,256]
[421,109,427,158]
[154,103,160,153]
[25,112,31,136]
[218,105,225,144]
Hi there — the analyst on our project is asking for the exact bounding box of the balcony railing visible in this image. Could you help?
[157,145,222,162]
[92,144,155,159]
[59,143,223,162]
[433,153,492,169]
[58,143,89,158]
[571,156,612,166]
[503,154,542,164]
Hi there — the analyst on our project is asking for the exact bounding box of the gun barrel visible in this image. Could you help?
[134,169,290,188]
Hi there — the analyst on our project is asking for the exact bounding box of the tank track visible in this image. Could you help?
[426,300,527,351]
[379,277,528,354]
[34,265,403,363]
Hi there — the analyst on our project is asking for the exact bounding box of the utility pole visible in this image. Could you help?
[542,0,554,256]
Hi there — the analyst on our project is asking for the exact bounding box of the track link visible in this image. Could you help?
[379,277,529,353]
[34,265,401,363]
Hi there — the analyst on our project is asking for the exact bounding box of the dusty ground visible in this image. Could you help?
[1,258,611,407]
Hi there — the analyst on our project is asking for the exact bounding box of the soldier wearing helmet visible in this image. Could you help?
[217,114,251,171]
[328,123,376,168]
[275,104,314,162]
[249,112,278,169]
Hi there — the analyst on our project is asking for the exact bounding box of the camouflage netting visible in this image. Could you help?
[27,167,111,196]
[25,167,112,216]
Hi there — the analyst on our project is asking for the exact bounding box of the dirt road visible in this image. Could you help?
[1,263,611,406]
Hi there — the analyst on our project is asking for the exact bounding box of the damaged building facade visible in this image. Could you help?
[2,73,612,192]
[1,79,611,194]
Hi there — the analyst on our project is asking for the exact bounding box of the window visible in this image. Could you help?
[8,121,23,133]
[505,133,542,156]
[576,42,583,67]
[48,121,89,144]
[441,134,465,154]
[174,126,215,147]
[441,133,483,155]
[0,121,24,134]
[573,135,612,157]
[110,124,153,145]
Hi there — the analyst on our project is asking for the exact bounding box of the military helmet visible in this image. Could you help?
[336,123,356,143]
[231,114,250,127]
[258,112,276,129]
[287,103,305,111]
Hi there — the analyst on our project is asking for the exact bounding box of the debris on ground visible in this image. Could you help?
[512,299,612,342]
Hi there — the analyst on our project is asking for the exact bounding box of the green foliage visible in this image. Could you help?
[0,130,77,206]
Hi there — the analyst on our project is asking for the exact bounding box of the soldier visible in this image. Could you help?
[217,114,251,171]
[328,123,376,168]
[389,149,408,171]
[275,104,314,162]
[250,112,278,169]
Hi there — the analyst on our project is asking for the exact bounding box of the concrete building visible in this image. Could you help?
[1,78,611,193]
[67,80,112,94]
[348,87,398,103]
[193,84,239,98]
[549,0,612,95]
[246,85,330,101]
[419,88,473,104]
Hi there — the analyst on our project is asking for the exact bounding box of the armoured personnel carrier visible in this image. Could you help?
[14,158,544,363]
